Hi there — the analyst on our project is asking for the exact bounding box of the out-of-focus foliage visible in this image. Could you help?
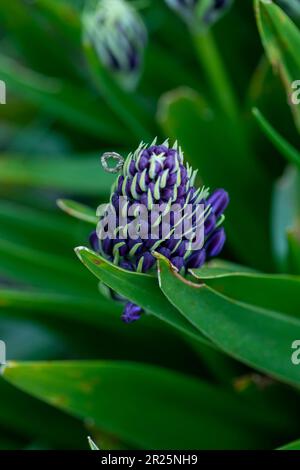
[0,0,300,450]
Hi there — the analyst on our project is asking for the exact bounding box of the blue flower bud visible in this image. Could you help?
[83,0,147,89]
[205,227,226,257]
[204,213,216,236]
[122,302,143,323]
[92,139,229,322]
[207,188,229,218]
[186,248,206,269]
[89,230,100,252]
[165,0,233,31]
[170,256,185,271]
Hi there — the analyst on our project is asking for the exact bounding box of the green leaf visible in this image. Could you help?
[0,202,96,294]
[0,432,26,450]
[75,246,211,346]
[190,259,256,278]
[245,56,297,173]
[255,0,300,132]
[193,30,239,122]
[0,54,129,143]
[187,337,242,385]
[34,0,82,45]
[287,227,300,274]
[0,288,120,325]
[0,200,87,252]
[0,0,80,78]
[88,436,99,450]
[0,288,199,375]
[1,360,292,449]
[0,154,115,196]
[191,264,300,319]
[272,166,300,270]
[278,438,300,450]
[57,199,98,224]
[252,108,300,169]
[157,255,300,387]
[0,238,95,295]
[158,87,273,270]
[0,380,86,450]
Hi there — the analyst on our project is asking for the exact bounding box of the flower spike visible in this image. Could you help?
[91,139,229,323]
[83,0,147,89]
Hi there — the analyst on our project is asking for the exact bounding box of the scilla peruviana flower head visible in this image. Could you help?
[164,0,233,32]
[82,0,147,90]
[90,139,229,323]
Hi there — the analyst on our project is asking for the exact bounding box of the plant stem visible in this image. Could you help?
[193,30,239,122]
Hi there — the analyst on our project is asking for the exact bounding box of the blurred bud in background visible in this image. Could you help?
[277,0,300,17]
[164,0,233,32]
[82,0,147,90]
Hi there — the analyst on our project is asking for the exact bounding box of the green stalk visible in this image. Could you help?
[83,40,153,142]
[193,30,239,121]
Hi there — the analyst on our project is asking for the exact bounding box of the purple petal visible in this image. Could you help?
[177,185,186,198]
[164,237,179,251]
[156,246,171,259]
[117,176,124,194]
[164,155,175,170]
[205,228,226,258]
[101,237,113,256]
[167,172,177,186]
[119,243,128,256]
[125,179,132,197]
[140,193,148,206]
[122,302,143,323]
[180,166,187,182]
[138,155,149,171]
[143,238,156,249]
[166,149,176,158]
[186,249,206,269]
[171,256,184,271]
[119,260,134,271]
[161,188,173,201]
[173,240,186,257]
[89,231,99,252]
[137,252,156,272]
[204,213,216,236]
[207,189,229,218]
[129,160,136,176]
[153,145,168,154]
[128,238,144,256]
[111,193,119,210]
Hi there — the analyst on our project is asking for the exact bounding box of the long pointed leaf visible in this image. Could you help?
[255,0,300,132]
[191,265,300,319]
[1,360,293,449]
[253,107,300,169]
[75,246,210,345]
[157,255,300,387]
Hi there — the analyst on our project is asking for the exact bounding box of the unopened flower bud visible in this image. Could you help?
[83,0,147,89]
[165,0,233,31]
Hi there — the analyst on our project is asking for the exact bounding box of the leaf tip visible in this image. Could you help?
[56,198,70,215]
[87,436,100,450]
[74,246,87,262]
